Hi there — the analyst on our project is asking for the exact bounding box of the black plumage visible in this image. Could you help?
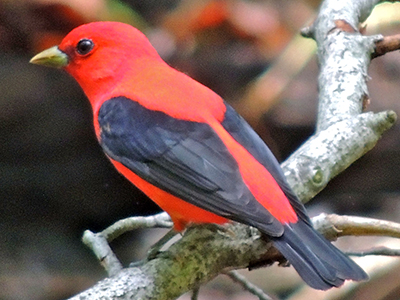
[98,96,367,290]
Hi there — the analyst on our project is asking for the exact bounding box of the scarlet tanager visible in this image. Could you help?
[30,22,367,290]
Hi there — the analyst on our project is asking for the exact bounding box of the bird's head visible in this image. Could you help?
[30,22,161,100]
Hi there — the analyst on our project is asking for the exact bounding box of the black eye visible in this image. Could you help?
[76,39,94,55]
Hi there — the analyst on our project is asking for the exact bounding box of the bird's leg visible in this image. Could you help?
[185,222,236,239]
[146,228,180,260]
[143,223,233,263]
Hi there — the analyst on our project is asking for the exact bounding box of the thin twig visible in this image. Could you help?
[102,212,173,242]
[82,212,173,275]
[312,213,400,240]
[226,270,275,300]
[346,246,400,257]
[82,230,123,277]
[372,34,400,59]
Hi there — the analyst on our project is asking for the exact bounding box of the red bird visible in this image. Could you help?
[30,22,367,290]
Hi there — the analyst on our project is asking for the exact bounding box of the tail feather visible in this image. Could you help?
[271,221,368,290]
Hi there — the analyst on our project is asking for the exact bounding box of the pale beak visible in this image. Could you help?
[30,46,69,68]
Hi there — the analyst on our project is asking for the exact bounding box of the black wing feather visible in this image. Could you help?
[221,103,310,223]
[98,96,367,289]
[221,102,367,287]
[98,97,283,235]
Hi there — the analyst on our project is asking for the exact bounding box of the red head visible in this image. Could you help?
[30,21,225,122]
[30,22,163,101]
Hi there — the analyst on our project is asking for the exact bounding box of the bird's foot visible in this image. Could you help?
[146,228,180,260]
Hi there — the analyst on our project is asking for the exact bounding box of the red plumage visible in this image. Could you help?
[30,21,367,290]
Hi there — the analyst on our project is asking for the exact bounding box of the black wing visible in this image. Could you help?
[221,103,310,223]
[98,97,368,290]
[98,96,284,236]
[221,103,368,288]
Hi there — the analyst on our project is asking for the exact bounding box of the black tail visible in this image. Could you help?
[271,221,368,290]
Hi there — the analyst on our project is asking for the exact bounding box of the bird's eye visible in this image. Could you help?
[76,39,94,55]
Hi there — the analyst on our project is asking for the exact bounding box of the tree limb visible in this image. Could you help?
[70,213,400,300]
[282,111,395,203]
